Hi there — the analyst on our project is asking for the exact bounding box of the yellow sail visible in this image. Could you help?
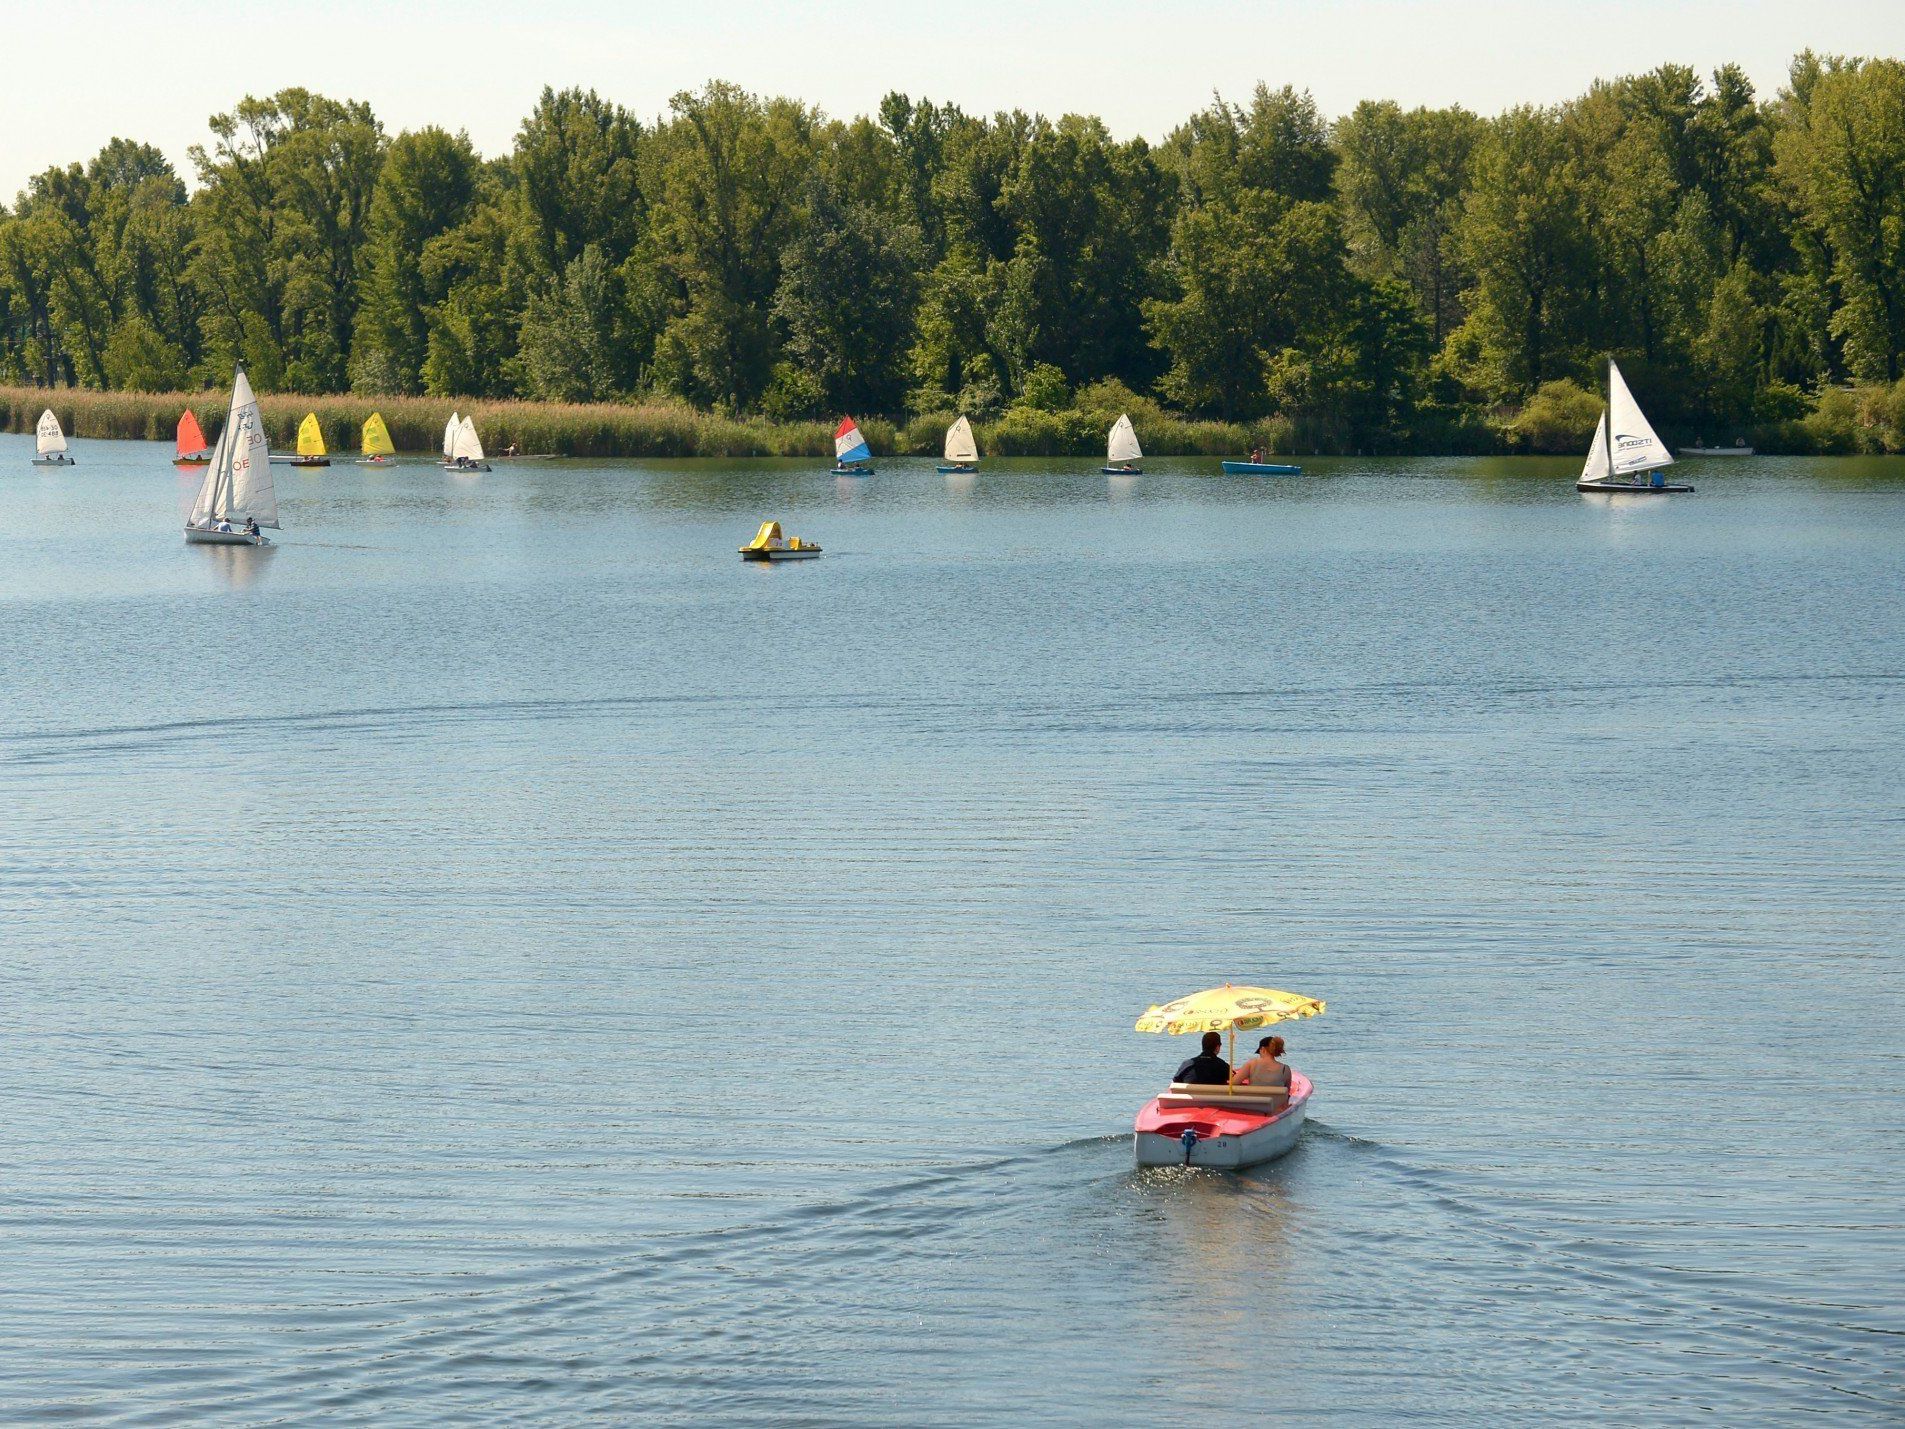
[296,413,326,457]
[362,412,394,456]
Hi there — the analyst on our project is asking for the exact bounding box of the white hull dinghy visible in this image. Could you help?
[184,366,278,546]
[1577,360,1692,494]
[33,409,74,465]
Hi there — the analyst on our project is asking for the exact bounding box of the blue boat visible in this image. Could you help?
[1221,460,1302,476]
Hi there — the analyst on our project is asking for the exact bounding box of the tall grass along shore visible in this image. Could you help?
[10,382,1905,459]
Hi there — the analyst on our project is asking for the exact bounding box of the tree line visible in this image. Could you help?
[3,54,1903,452]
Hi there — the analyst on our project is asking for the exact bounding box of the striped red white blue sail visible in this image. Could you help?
[833,417,871,466]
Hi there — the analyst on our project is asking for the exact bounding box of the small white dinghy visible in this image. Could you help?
[1578,360,1692,493]
[444,414,489,471]
[33,409,74,465]
[1103,413,1142,474]
[184,367,278,545]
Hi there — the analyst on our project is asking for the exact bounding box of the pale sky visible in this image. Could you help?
[7,0,1902,201]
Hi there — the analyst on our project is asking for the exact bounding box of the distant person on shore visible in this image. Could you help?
[1232,1035,1292,1107]
[1173,1031,1231,1085]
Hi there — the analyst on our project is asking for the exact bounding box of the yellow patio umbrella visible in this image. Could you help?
[1135,984,1325,1072]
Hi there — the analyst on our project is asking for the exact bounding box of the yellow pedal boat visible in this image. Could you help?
[740,520,822,561]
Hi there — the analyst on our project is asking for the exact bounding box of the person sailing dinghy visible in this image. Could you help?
[360,412,395,465]
[937,415,979,474]
[1577,360,1693,494]
[175,410,212,466]
[185,367,278,545]
[291,412,331,468]
[33,409,73,466]
[831,417,874,474]
[1102,413,1142,474]
[446,414,490,471]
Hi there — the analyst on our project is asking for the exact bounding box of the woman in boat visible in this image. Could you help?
[1231,1036,1293,1106]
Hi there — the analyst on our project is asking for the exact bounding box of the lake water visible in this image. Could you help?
[2,438,1901,1423]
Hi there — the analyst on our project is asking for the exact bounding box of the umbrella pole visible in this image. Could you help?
[1228,1028,1235,1085]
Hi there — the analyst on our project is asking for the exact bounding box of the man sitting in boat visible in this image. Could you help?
[1231,1035,1293,1108]
[245,516,260,539]
[1173,1031,1231,1085]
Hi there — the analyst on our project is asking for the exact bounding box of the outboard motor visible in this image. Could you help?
[1180,1126,1201,1166]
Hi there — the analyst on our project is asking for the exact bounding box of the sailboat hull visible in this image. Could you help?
[185,527,271,545]
[936,464,976,474]
[33,455,74,466]
[290,457,330,468]
[175,456,212,467]
[1101,466,1142,475]
[1577,480,1695,494]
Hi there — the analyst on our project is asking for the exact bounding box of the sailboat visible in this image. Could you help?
[185,367,278,544]
[1577,360,1692,494]
[291,412,330,468]
[360,412,395,465]
[175,410,212,466]
[1103,413,1142,474]
[33,409,73,466]
[831,416,874,474]
[445,414,489,471]
[937,415,978,474]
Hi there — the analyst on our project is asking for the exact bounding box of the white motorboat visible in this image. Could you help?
[184,366,278,546]
[1134,1073,1313,1169]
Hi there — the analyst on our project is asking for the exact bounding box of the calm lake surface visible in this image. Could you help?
[2,438,1901,1423]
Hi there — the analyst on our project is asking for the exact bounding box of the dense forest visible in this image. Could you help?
[4,53,1905,453]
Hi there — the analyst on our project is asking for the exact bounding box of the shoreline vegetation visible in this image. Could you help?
[7,382,1905,459]
[5,56,1905,457]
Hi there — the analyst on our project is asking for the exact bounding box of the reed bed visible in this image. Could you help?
[2,386,1276,459]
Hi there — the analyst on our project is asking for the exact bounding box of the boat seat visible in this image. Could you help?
[1160,1082,1292,1106]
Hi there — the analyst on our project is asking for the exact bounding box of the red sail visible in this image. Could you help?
[177,409,208,457]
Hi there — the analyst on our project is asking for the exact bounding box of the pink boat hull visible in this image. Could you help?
[1133,1072,1312,1169]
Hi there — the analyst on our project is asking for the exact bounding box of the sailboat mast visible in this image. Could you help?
[1604,357,1615,485]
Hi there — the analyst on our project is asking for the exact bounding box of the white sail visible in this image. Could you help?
[453,415,484,462]
[36,409,66,455]
[190,369,279,528]
[1580,414,1610,483]
[1607,361,1673,475]
[443,412,460,460]
[944,415,977,464]
[1107,413,1142,463]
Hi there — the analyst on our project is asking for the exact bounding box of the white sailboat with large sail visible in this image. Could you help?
[185,367,278,544]
[1577,360,1693,494]
[33,409,73,465]
[938,415,979,473]
[1103,413,1143,474]
[445,414,489,471]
